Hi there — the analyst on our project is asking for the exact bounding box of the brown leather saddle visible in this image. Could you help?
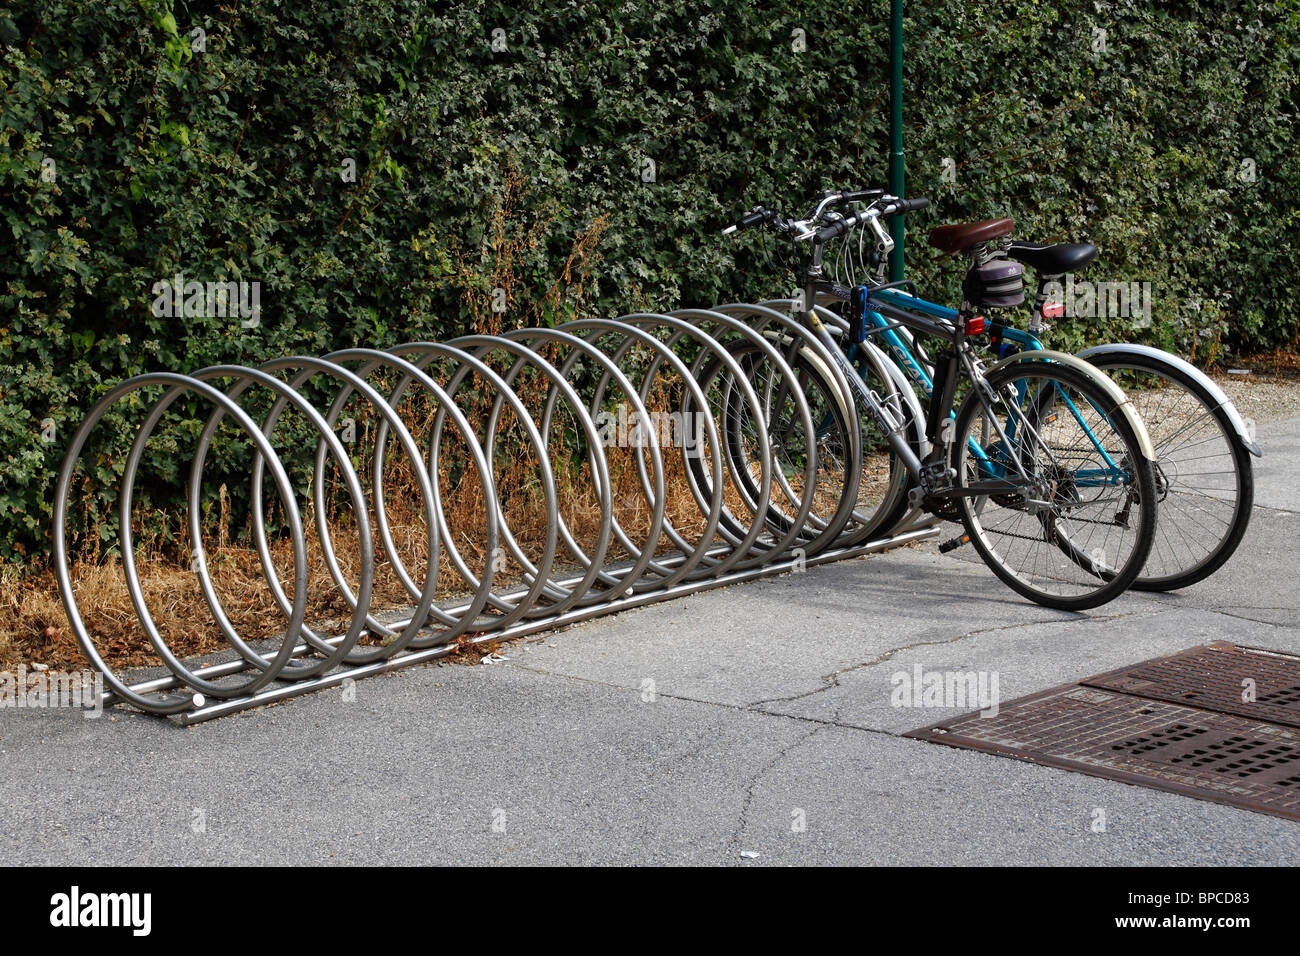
[926,218,1015,255]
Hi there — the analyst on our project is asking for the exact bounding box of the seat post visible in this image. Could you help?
[1029,275,1062,335]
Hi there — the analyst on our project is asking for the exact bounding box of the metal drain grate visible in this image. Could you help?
[1083,641,1300,728]
[905,643,1300,821]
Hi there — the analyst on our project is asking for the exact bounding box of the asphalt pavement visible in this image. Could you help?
[2,418,1297,866]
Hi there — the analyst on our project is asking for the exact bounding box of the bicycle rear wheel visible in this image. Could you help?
[1084,351,1253,591]
[951,362,1158,610]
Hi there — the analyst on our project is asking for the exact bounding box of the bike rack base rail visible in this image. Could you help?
[135,520,936,725]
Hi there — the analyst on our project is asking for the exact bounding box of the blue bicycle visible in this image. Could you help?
[825,211,1260,591]
[721,189,1160,609]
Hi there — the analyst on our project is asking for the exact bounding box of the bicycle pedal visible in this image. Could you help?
[920,460,953,487]
[938,533,971,554]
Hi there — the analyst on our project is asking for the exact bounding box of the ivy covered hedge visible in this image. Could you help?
[1,0,1297,564]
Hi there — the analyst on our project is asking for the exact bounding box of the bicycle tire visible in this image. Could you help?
[951,361,1158,610]
[719,340,912,544]
[1083,351,1254,591]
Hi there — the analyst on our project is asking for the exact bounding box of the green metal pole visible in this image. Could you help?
[888,0,905,282]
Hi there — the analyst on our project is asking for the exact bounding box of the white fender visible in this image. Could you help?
[986,349,1157,461]
[1076,342,1261,457]
[752,300,928,457]
[857,338,930,459]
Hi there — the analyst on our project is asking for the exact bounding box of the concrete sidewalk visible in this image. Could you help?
[2,419,1297,866]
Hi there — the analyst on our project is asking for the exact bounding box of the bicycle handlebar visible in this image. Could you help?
[810,196,930,243]
[841,188,887,204]
[722,205,778,235]
[723,190,929,243]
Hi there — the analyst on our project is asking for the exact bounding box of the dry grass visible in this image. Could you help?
[1236,347,1300,380]
[0,381,741,674]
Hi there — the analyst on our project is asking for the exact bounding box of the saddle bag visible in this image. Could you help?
[963,255,1025,308]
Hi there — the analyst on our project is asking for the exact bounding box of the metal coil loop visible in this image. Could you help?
[53,307,933,719]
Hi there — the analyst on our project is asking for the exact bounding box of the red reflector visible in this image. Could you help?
[965,314,986,335]
[1041,301,1065,319]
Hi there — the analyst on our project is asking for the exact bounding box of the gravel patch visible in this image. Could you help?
[1213,373,1300,424]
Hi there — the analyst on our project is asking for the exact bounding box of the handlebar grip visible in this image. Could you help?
[726,206,775,234]
[890,197,930,214]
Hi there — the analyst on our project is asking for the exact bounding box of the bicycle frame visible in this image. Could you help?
[798,273,1075,501]
[842,286,1130,489]
[724,192,1167,606]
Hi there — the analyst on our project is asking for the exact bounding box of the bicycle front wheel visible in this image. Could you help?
[719,340,911,546]
[951,361,1158,610]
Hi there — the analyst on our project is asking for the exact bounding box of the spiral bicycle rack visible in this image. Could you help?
[54,304,938,724]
